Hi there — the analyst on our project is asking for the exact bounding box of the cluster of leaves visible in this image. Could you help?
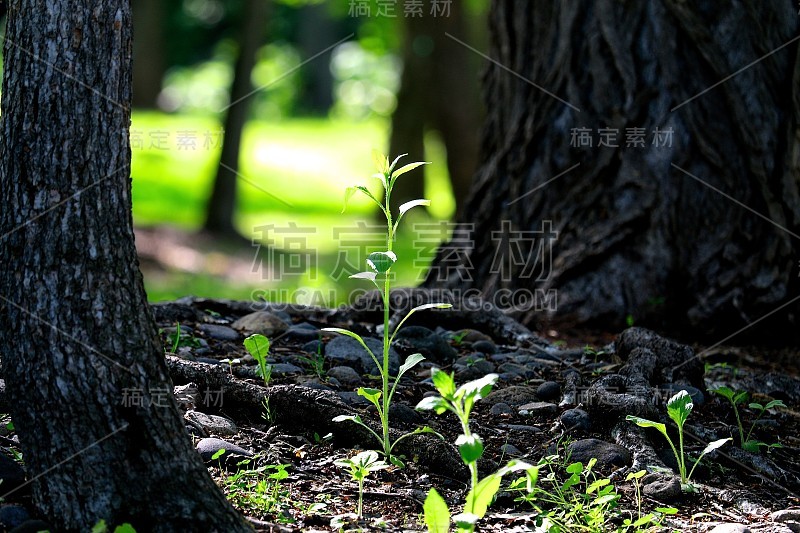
[711,386,785,452]
[627,390,730,490]
[334,450,390,518]
[418,369,536,532]
[510,457,677,532]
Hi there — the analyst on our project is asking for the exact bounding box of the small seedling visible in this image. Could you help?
[334,450,390,518]
[621,469,678,531]
[417,369,535,532]
[295,337,326,379]
[220,358,241,377]
[711,386,785,452]
[324,151,450,464]
[244,334,273,387]
[627,390,730,490]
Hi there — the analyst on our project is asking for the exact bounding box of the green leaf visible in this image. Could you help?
[389,303,453,346]
[666,390,693,428]
[748,402,764,411]
[333,414,361,424]
[392,161,430,180]
[397,353,425,380]
[733,391,750,404]
[656,507,678,515]
[593,493,619,506]
[586,478,610,494]
[711,386,734,401]
[350,271,377,281]
[243,334,270,363]
[565,462,583,475]
[456,433,484,464]
[211,449,226,461]
[764,399,786,410]
[464,473,502,519]
[113,525,137,533]
[342,187,357,213]
[372,149,389,174]
[358,387,382,408]
[399,199,431,217]
[423,488,451,533]
[699,437,731,457]
[321,328,379,369]
[367,251,397,273]
[388,153,407,173]
[454,373,498,403]
[415,396,450,415]
[430,367,456,399]
[625,415,669,439]
[626,469,647,481]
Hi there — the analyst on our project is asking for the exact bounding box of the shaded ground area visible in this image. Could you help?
[157,295,799,532]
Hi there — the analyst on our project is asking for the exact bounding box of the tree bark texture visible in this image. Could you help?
[426,0,800,340]
[203,0,269,238]
[0,1,249,530]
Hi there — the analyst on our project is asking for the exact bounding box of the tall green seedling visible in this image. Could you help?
[417,369,536,532]
[627,390,730,491]
[323,152,451,464]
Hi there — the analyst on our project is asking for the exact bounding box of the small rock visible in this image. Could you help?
[302,339,324,354]
[501,424,541,434]
[566,438,631,468]
[472,340,497,354]
[327,366,363,388]
[454,357,496,380]
[283,326,320,343]
[560,408,591,431]
[394,326,457,364]
[175,346,196,361]
[455,329,493,344]
[708,524,751,533]
[185,411,238,436]
[772,510,800,523]
[519,401,558,417]
[536,381,561,402]
[500,443,522,456]
[665,383,705,406]
[388,403,425,426]
[9,520,51,533]
[484,385,539,407]
[269,363,303,375]
[232,311,290,336]
[0,505,30,529]
[298,378,335,391]
[196,437,253,464]
[642,473,682,503]
[490,403,513,416]
[337,391,371,406]
[198,324,241,342]
[326,335,399,375]
[0,454,26,494]
[497,363,537,379]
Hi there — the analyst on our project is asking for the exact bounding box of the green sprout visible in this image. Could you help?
[323,151,451,464]
[417,369,536,532]
[334,450,390,518]
[711,386,785,452]
[627,390,730,490]
[244,334,273,387]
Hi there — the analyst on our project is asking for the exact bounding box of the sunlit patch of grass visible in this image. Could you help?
[131,112,455,303]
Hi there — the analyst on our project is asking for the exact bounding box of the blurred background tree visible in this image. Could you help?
[122,0,488,303]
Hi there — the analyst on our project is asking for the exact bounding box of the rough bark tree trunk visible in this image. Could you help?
[203,0,269,238]
[426,0,800,341]
[0,1,249,530]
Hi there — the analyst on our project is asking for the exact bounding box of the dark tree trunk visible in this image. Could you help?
[0,1,249,530]
[132,0,166,108]
[388,4,482,217]
[296,2,336,114]
[426,1,800,341]
[203,0,269,238]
